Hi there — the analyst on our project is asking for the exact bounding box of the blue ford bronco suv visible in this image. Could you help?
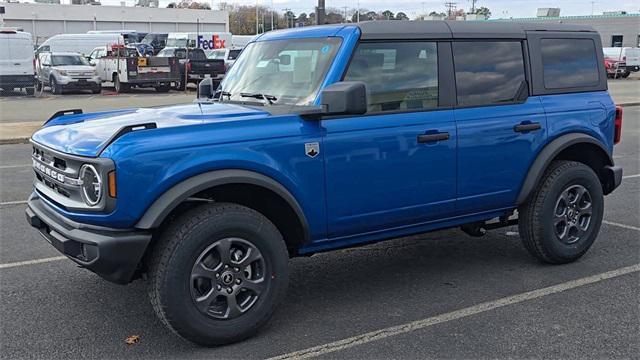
[26,21,623,345]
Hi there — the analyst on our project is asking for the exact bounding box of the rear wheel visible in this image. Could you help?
[91,87,102,94]
[147,203,289,346]
[519,161,604,264]
[113,75,129,93]
[155,84,171,93]
[25,87,35,96]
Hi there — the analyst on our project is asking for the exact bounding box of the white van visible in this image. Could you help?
[36,33,124,57]
[603,47,640,72]
[166,32,232,51]
[0,29,35,94]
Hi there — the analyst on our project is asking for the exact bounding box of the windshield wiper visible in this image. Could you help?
[240,92,277,106]
[215,90,231,102]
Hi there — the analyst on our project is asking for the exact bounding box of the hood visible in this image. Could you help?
[53,65,95,72]
[31,102,269,157]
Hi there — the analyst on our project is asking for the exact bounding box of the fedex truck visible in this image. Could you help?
[166,32,232,50]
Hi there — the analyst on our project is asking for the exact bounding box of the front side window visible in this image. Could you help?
[344,42,438,113]
[228,49,241,60]
[541,38,599,89]
[453,41,526,107]
[219,38,342,106]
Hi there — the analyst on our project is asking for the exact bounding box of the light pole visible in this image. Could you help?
[256,0,259,35]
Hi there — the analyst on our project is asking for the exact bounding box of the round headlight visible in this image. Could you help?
[80,164,102,206]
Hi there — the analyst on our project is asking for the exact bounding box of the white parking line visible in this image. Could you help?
[603,220,640,232]
[622,173,640,179]
[0,164,30,169]
[268,264,640,360]
[0,200,28,206]
[0,256,67,269]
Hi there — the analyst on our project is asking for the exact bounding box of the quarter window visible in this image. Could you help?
[344,42,438,113]
[453,41,526,106]
[541,38,599,89]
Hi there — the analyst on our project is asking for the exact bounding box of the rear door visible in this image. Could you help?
[0,35,33,78]
[453,40,547,214]
[323,41,457,238]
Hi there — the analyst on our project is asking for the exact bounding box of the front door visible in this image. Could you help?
[322,41,457,238]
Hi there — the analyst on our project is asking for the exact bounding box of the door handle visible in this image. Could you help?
[514,122,541,133]
[417,132,450,143]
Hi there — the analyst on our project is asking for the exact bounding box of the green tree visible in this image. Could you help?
[395,12,409,20]
[474,6,491,19]
[381,10,394,20]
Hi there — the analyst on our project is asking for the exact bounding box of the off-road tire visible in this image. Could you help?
[519,160,604,264]
[147,202,289,346]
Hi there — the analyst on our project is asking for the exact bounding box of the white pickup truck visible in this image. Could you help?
[89,45,180,93]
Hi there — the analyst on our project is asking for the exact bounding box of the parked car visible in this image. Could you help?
[90,44,179,93]
[603,47,640,72]
[604,57,629,78]
[132,33,168,56]
[0,29,35,95]
[36,52,101,94]
[26,21,623,346]
[157,47,225,90]
[205,47,242,69]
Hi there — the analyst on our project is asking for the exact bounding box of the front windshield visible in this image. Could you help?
[51,55,89,66]
[208,49,226,60]
[166,38,187,48]
[219,37,342,106]
[141,34,154,45]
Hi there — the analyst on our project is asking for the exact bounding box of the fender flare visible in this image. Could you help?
[516,133,613,205]
[135,169,309,242]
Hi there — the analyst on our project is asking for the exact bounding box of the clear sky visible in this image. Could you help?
[30,0,640,19]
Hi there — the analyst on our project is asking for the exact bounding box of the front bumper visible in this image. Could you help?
[25,193,151,284]
[58,78,101,89]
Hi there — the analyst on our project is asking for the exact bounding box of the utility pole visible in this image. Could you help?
[591,1,595,15]
[271,0,274,30]
[445,2,457,19]
[342,6,348,23]
[470,0,477,13]
[255,0,259,35]
[316,0,325,25]
[357,0,360,22]
[282,8,291,28]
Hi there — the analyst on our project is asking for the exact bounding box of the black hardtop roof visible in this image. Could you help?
[356,20,596,40]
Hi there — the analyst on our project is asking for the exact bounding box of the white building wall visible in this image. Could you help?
[0,2,229,45]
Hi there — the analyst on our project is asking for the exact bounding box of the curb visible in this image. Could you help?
[0,137,31,145]
[1,102,639,146]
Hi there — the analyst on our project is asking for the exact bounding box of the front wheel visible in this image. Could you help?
[147,203,289,346]
[50,77,62,94]
[519,161,604,264]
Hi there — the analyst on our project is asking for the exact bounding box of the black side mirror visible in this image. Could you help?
[198,77,215,99]
[320,81,367,116]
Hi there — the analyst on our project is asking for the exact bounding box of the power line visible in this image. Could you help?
[444,1,457,19]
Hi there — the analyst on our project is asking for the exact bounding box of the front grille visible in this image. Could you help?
[32,144,85,208]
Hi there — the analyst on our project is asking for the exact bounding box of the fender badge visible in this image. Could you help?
[305,142,320,158]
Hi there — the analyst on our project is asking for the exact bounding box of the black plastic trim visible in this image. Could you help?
[135,169,310,242]
[516,133,614,204]
[46,109,82,124]
[26,194,151,284]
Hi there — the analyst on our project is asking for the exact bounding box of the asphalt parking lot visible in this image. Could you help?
[0,105,638,359]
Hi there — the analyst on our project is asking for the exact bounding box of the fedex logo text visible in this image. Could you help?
[197,35,226,50]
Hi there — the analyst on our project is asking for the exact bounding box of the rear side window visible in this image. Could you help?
[453,41,526,107]
[541,38,599,89]
[344,42,438,113]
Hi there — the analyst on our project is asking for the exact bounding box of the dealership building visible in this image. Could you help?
[495,12,640,48]
[0,2,229,45]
